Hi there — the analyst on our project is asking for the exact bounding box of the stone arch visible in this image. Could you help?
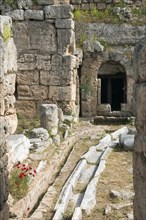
[97,61,127,112]
[80,48,134,117]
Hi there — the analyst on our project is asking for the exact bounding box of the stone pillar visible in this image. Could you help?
[0,16,17,219]
[133,37,146,220]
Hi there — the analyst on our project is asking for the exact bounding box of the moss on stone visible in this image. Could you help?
[2,24,12,42]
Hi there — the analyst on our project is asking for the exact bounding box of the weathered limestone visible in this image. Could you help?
[119,134,135,151]
[0,16,17,219]
[78,23,145,117]
[72,207,82,220]
[6,134,30,171]
[44,5,73,19]
[133,37,146,220]
[4,4,77,116]
[30,127,49,141]
[53,127,129,219]
[40,104,59,136]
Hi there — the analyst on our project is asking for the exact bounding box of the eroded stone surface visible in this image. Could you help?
[0,16,17,219]
[133,37,146,220]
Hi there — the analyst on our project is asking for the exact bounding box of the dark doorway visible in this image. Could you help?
[111,77,124,110]
[99,73,126,111]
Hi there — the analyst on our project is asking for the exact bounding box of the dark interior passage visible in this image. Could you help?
[99,73,126,111]
[111,78,124,110]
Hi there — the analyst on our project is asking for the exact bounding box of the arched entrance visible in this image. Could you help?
[98,62,127,112]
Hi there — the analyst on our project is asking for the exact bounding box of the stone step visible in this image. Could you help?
[94,116,132,125]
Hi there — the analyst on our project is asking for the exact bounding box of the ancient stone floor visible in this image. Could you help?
[9,120,133,220]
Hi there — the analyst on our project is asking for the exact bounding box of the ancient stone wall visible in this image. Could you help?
[79,23,145,117]
[133,37,146,220]
[71,0,143,10]
[0,2,79,116]
[0,15,17,220]
[0,0,145,118]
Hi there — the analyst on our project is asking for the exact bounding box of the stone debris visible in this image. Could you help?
[36,161,47,173]
[72,207,82,220]
[30,128,49,141]
[52,127,129,219]
[6,134,30,170]
[111,126,129,140]
[80,178,97,215]
[127,212,134,219]
[40,104,59,136]
[110,202,133,210]
[81,146,102,164]
[110,190,134,200]
[104,203,133,215]
[104,205,112,215]
[120,134,135,151]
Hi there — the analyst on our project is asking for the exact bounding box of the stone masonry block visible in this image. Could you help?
[40,104,59,135]
[15,100,37,116]
[4,74,16,96]
[44,5,73,19]
[13,22,30,51]
[5,10,24,21]
[97,3,106,9]
[24,10,44,20]
[36,59,51,71]
[28,21,57,53]
[55,19,74,29]
[17,85,32,98]
[37,0,58,5]
[49,85,76,101]
[63,55,76,70]
[18,62,35,71]
[18,85,48,100]
[40,70,61,86]
[57,29,75,54]
[17,71,39,85]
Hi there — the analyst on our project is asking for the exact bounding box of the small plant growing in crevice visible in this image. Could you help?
[2,24,12,42]
[80,79,93,95]
[77,33,87,48]
[4,0,15,6]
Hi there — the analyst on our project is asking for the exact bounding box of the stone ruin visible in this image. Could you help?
[0,0,145,119]
[133,37,146,220]
[0,0,145,219]
[0,16,17,219]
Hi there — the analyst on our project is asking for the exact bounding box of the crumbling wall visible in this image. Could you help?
[133,37,146,220]
[0,15,17,220]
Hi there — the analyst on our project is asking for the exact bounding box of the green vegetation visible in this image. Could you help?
[73,8,120,24]
[77,33,87,48]
[132,7,146,18]
[10,167,29,200]
[4,0,15,6]
[16,113,40,136]
[80,79,93,94]
[2,24,12,42]
[73,5,146,25]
